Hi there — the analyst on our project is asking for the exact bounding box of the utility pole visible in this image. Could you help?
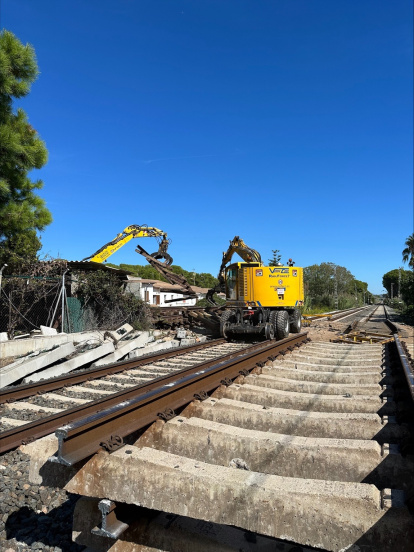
[391,283,394,300]
[61,269,68,333]
[398,268,402,298]
[0,264,7,293]
[333,265,338,310]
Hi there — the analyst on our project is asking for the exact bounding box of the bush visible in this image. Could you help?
[74,270,152,330]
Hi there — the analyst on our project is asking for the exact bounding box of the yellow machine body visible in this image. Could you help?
[225,263,304,308]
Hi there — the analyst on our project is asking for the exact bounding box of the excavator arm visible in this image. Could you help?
[82,225,173,265]
[206,236,262,305]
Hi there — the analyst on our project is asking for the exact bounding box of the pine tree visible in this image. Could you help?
[268,249,282,266]
[0,30,52,270]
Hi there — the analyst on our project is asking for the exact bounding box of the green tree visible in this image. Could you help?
[402,233,414,268]
[400,273,414,307]
[0,30,51,270]
[268,249,282,266]
[382,268,411,298]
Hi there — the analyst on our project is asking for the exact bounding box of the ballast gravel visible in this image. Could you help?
[0,449,84,552]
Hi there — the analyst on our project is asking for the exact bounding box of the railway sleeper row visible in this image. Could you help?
[23,339,414,552]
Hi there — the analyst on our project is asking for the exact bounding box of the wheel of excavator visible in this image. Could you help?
[289,308,302,333]
[276,310,290,340]
[220,310,235,338]
[269,310,278,333]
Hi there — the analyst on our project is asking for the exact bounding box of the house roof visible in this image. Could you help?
[126,277,209,295]
[67,261,130,277]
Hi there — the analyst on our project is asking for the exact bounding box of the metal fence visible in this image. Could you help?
[0,274,85,337]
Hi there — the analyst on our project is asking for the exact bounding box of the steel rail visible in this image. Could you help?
[383,305,399,334]
[0,335,305,454]
[50,333,308,466]
[394,335,414,402]
[0,338,226,405]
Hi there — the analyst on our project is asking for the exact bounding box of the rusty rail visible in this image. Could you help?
[50,333,309,466]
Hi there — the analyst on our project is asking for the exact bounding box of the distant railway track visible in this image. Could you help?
[19,304,414,551]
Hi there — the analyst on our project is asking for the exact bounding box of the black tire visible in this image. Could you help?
[269,310,278,333]
[276,310,290,340]
[220,309,235,338]
[290,309,302,333]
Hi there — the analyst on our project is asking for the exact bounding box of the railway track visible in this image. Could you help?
[2,304,413,551]
[0,339,251,453]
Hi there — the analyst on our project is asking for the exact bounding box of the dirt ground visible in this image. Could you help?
[304,317,414,343]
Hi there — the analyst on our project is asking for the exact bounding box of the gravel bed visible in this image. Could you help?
[52,389,104,401]
[28,397,69,410]
[0,423,17,433]
[0,449,84,551]
[105,375,141,384]
[0,408,46,423]
[82,382,127,392]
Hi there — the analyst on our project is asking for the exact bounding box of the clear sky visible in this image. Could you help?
[2,0,413,294]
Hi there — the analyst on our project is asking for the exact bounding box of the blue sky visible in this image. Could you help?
[2,0,413,294]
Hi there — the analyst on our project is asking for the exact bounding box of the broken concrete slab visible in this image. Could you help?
[104,324,133,344]
[40,325,58,336]
[22,341,115,383]
[180,338,196,346]
[0,330,106,359]
[176,328,187,339]
[0,342,75,388]
[92,333,151,366]
[64,446,414,552]
[0,332,8,342]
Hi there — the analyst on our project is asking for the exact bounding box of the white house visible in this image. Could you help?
[126,277,209,307]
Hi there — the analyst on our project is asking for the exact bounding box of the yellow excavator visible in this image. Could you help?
[83,224,198,301]
[82,224,173,265]
[207,236,304,340]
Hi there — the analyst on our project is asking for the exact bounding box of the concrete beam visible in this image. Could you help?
[137,417,411,490]
[22,341,115,383]
[93,333,152,366]
[241,373,382,396]
[64,446,414,552]
[216,383,387,414]
[104,324,134,344]
[128,339,180,360]
[0,342,75,388]
[0,330,106,359]
[72,496,316,552]
[261,365,383,384]
[182,397,407,442]
[269,359,382,373]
